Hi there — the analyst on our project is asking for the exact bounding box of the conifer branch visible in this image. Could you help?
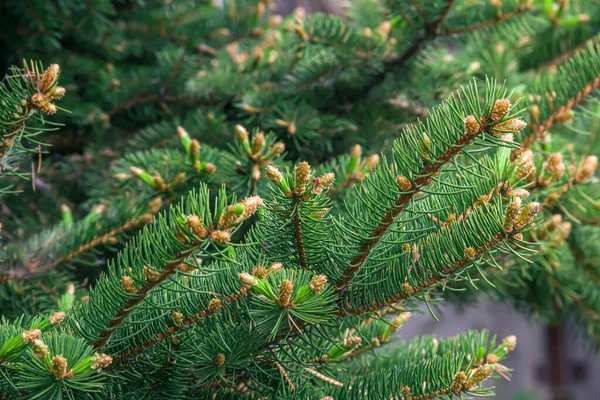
[441,4,533,36]
[335,113,497,289]
[342,231,510,315]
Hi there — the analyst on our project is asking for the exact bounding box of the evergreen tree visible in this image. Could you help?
[0,0,599,398]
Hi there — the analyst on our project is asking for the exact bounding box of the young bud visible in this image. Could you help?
[252,266,268,279]
[211,230,231,245]
[122,275,138,294]
[91,353,112,372]
[464,115,480,135]
[294,162,311,195]
[309,275,328,294]
[470,364,493,383]
[22,329,42,344]
[267,142,285,158]
[350,144,362,159]
[452,371,467,392]
[172,311,184,326]
[366,154,380,169]
[268,262,283,274]
[51,355,68,379]
[46,86,66,101]
[277,280,294,307]
[185,215,207,238]
[235,125,249,143]
[207,298,222,314]
[491,99,511,121]
[544,153,565,180]
[143,266,161,282]
[240,272,258,287]
[401,386,411,398]
[32,339,48,360]
[502,335,517,352]
[241,196,263,219]
[401,282,415,296]
[496,118,527,133]
[153,175,166,191]
[40,64,60,93]
[509,189,530,199]
[49,311,65,326]
[266,165,283,184]
[486,354,499,364]
[396,175,412,192]
[343,336,362,348]
[251,133,265,154]
[576,155,598,183]
[464,247,476,258]
[215,353,226,367]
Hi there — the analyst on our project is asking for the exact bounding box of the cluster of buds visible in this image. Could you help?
[235,124,285,182]
[178,126,216,175]
[267,162,336,198]
[28,63,66,114]
[575,155,598,183]
[345,144,380,183]
[122,275,138,294]
[215,353,226,367]
[502,335,517,352]
[503,197,540,232]
[342,335,362,349]
[536,214,572,248]
[182,196,262,246]
[91,352,113,372]
[485,99,527,136]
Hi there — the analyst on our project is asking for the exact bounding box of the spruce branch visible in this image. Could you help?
[335,80,526,290]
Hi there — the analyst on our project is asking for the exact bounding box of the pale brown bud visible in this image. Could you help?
[122,275,137,294]
[470,364,493,383]
[215,353,226,367]
[66,283,75,295]
[269,142,285,158]
[309,275,328,295]
[172,312,184,326]
[343,336,362,348]
[51,355,68,379]
[402,386,411,398]
[49,311,65,326]
[496,118,527,132]
[251,133,265,154]
[486,354,499,364]
[502,335,517,352]
[22,329,42,344]
[252,266,268,279]
[143,266,161,282]
[268,262,283,273]
[452,371,467,392]
[185,215,207,238]
[235,125,249,143]
[294,162,311,195]
[350,144,362,158]
[509,189,530,199]
[366,154,380,169]
[401,283,414,296]
[207,298,222,314]
[46,86,66,101]
[91,353,112,372]
[32,339,48,360]
[544,153,565,180]
[266,165,283,184]
[211,230,231,245]
[239,272,258,287]
[464,247,476,258]
[203,163,216,174]
[40,64,60,93]
[277,280,294,307]
[491,99,511,121]
[464,115,480,135]
[576,155,598,183]
[396,175,412,191]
